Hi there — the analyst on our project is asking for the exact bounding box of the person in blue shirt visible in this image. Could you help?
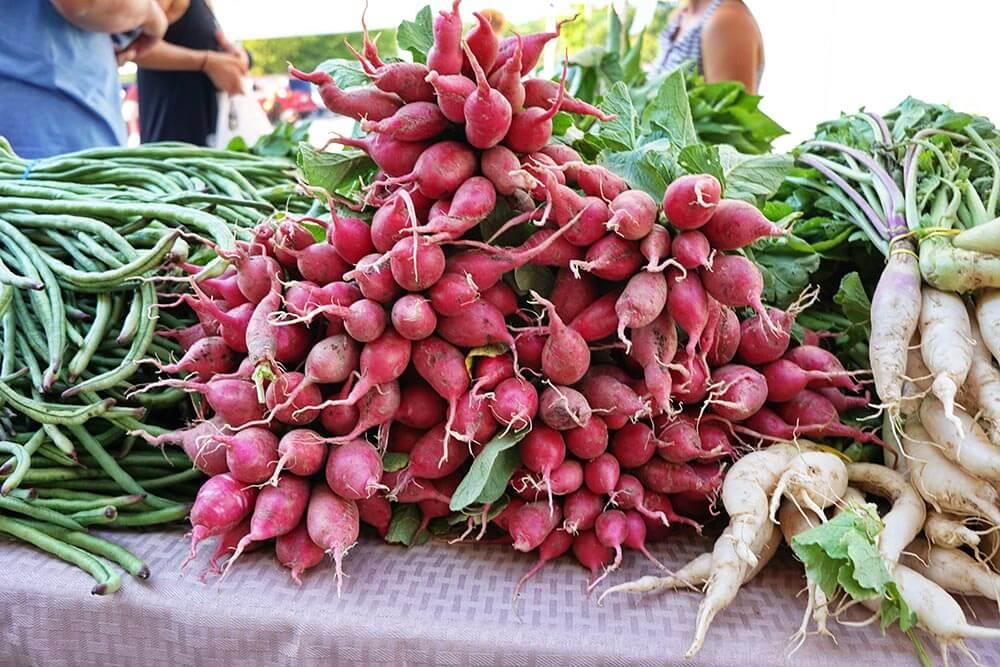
[0,1,169,158]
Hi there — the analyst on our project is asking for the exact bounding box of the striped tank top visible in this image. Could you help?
[654,0,725,77]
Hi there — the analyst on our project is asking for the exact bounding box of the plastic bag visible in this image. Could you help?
[211,79,272,148]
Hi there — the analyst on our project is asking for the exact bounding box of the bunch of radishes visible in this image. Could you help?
[141,0,877,594]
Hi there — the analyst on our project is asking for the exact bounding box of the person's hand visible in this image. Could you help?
[215,29,249,73]
[204,51,246,95]
[114,1,167,64]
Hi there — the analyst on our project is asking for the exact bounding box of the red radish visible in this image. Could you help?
[572,529,614,587]
[539,385,592,431]
[737,307,793,364]
[740,406,798,440]
[672,230,712,269]
[562,488,603,534]
[606,190,657,240]
[700,254,772,326]
[762,358,854,403]
[623,510,665,567]
[491,377,538,430]
[148,378,263,428]
[382,140,478,200]
[509,501,562,552]
[427,0,463,75]
[494,17,572,75]
[360,102,448,141]
[428,272,480,316]
[784,345,864,392]
[569,292,620,342]
[325,440,385,500]
[220,251,281,305]
[481,282,518,316]
[565,415,608,460]
[384,469,453,505]
[595,509,628,573]
[306,484,359,596]
[437,300,516,352]
[523,78,615,121]
[390,295,437,341]
[146,335,236,381]
[482,145,537,195]
[669,349,709,405]
[512,528,573,598]
[356,495,392,538]
[616,271,668,351]
[550,269,598,324]
[274,222,316,270]
[425,71,476,123]
[452,389,499,443]
[208,427,279,484]
[265,372,323,426]
[540,143,584,181]
[705,306,741,367]
[460,42,512,149]
[204,516,254,578]
[413,336,470,457]
[276,521,326,585]
[270,429,328,482]
[639,460,724,496]
[155,322,211,353]
[709,364,768,421]
[397,423,471,484]
[515,332,545,373]
[520,425,566,509]
[644,490,703,536]
[321,381,401,444]
[564,196,613,247]
[185,473,257,566]
[463,11,499,75]
[326,133,429,179]
[584,453,620,496]
[414,498,451,539]
[320,379,360,437]
[612,474,670,527]
[396,381,447,429]
[388,424,423,454]
[631,312,679,413]
[486,32,524,110]
[570,233,643,281]
[579,373,649,420]
[493,497,526,533]
[775,390,883,445]
[662,173,721,230]
[321,207,373,265]
[349,50,435,103]
[701,199,784,250]
[133,417,229,476]
[503,59,566,153]
[547,459,584,495]
[410,177,497,241]
[288,66,402,121]
[513,227,584,267]
[574,164,629,201]
[470,354,515,398]
[611,423,657,469]
[370,197,414,254]
[698,420,735,459]
[309,328,412,415]
[299,298,386,343]
[292,241,351,286]
[816,386,871,413]
[656,415,707,463]
[223,474,310,575]
[530,291,590,386]
[667,268,709,360]
[388,235,446,292]
[640,224,674,272]
[265,334,359,420]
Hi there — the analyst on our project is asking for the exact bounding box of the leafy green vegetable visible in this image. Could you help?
[315,58,370,89]
[791,503,916,633]
[396,5,433,64]
[386,503,427,547]
[745,245,820,309]
[226,120,310,159]
[450,429,528,511]
[382,452,409,473]
[514,264,555,297]
[297,142,376,196]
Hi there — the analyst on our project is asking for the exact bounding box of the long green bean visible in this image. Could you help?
[15,518,149,578]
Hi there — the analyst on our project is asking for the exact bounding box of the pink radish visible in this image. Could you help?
[540,143,584,181]
[631,312,679,413]
[667,268,709,360]
[223,474,310,576]
[662,173,721,230]
[515,332,545,373]
[209,427,278,484]
[705,306,740,367]
[382,140,478,200]
[482,282,518,316]
[616,271,668,351]
[326,133,428,179]
[563,488,603,534]
[493,16,572,75]
[470,354,515,399]
[640,224,674,272]
[700,254,773,326]
[816,386,871,413]
[348,49,435,103]
[580,372,649,420]
[570,233,643,281]
[611,423,657,469]
[572,529,614,588]
[512,528,573,598]
[763,358,856,403]
[612,474,670,527]
[290,241,351,286]
[357,495,392,538]
[460,42,512,149]
[670,350,709,405]
[425,71,477,123]
[185,473,257,567]
[265,371,322,426]
[132,417,229,476]
[530,291,590,386]
[388,234,446,292]
[203,516,254,578]
[539,385,592,431]
[437,300,516,352]
[320,379,360,437]
[387,424,422,454]
[309,328,411,415]
[656,414,708,463]
[482,145,536,195]
[276,521,326,585]
[606,190,658,240]
[325,440,385,500]
[737,307,793,364]
[409,176,497,241]
[784,345,864,392]
[319,381,401,445]
[775,390,884,445]
[491,377,538,430]
[568,292,620,342]
[672,230,712,269]
[520,425,566,510]
[623,510,666,568]
[595,509,628,573]
[509,501,562,552]
[147,378,263,428]
[550,269,598,324]
[146,335,237,381]
[396,381,447,429]
[370,197,414,254]
[487,33,524,110]
[463,11,499,75]
[503,59,566,154]
[565,415,608,460]
[265,334,359,420]
[584,453,620,496]
[575,164,629,201]
[708,363,769,421]
[288,66,402,121]
[427,0,463,75]
[452,390,499,443]
[639,459,723,496]
[396,423,470,484]
[391,295,437,341]
[270,429,328,482]
[523,78,615,121]
[428,272,480,316]
[306,484,360,596]
[360,101,448,141]
[701,199,784,250]
[413,336,470,458]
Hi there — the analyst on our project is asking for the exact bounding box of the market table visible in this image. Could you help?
[4,529,999,666]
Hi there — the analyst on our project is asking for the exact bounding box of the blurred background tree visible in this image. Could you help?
[242,2,670,76]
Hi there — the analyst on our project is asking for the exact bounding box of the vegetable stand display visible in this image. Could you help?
[5,3,1000,665]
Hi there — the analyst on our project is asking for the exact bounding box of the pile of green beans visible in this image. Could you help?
[0,138,310,593]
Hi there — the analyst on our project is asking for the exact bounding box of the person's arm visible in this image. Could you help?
[158,0,189,24]
[134,42,246,95]
[51,0,165,36]
[700,3,761,93]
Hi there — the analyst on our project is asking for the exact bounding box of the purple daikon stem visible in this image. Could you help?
[798,153,889,241]
[865,111,891,144]
[803,140,904,213]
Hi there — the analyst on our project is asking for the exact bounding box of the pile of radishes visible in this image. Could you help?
[141,0,876,594]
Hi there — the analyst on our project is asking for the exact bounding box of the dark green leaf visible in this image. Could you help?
[677,144,724,185]
[297,142,376,195]
[382,452,409,472]
[605,6,622,54]
[752,247,821,309]
[513,264,555,297]
[641,69,697,148]
[396,5,433,64]
[476,448,520,505]
[450,429,528,511]
[386,503,421,546]
[226,136,249,152]
[833,272,871,327]
[599,82,639,151]
[315,58,370,89]
[598,139,674,199]
[718,147,792,202]
[552,112,575,137]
